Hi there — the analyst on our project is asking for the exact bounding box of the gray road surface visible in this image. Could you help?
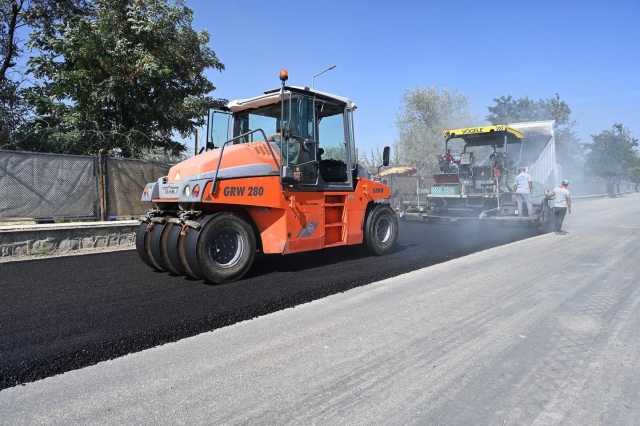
[1,194,639,425]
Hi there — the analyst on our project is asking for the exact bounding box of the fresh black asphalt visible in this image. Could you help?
[0,220,538,390]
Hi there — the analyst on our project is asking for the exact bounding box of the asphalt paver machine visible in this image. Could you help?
[403,125,553,230]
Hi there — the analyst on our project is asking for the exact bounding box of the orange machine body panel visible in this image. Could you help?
[153,173,390,255]
[166,142,279,185]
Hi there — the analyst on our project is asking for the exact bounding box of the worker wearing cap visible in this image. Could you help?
[547,179,572,235]
[513,166,533,217]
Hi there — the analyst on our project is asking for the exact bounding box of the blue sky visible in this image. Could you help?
[186,0,640,156]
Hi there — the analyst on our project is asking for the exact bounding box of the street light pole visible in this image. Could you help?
[312,65,337,90]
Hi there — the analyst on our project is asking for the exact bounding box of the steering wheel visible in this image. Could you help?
[268,133,313,152]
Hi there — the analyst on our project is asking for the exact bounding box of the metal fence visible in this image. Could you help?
[1,149,638,222]
[0,150,172,222]
[105,157,173,219]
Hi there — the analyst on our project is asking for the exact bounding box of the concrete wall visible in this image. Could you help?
[0,221,138,258]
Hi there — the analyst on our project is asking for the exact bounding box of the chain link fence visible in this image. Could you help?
[105,157,173,219]
[0,150,172,222]
[1,150,638,222]
[0,151,97,221]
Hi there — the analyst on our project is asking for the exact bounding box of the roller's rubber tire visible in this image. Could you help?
[136,222,161,270]
[194,213,256,284]
[364,204,398,256]
[165,224,198,279]
[149,218,170,272]
[182,215,219,280]
[150,219,181,275]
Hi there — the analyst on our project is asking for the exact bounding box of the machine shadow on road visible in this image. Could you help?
[211,219,537,284]
[244,244,410,278]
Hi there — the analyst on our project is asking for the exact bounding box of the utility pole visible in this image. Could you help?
[98,150,106,221]
[195,129,198,156]
[312,65,337,89]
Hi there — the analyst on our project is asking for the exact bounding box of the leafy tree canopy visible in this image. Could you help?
[1,0,31,148]
[358,145,400,174]
[393,86,474,174]
[629,154,640,185]
[584,123,638,183]
[22,0,224,158]
[0,0,26,80]
[486,94,572,126]
[0,78,30,148]
[486,93,584,176]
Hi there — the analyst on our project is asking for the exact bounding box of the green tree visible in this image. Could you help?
[2,1,103,151]
[486,94,584,175]
[23,0,92,41]
[0,0,25,80]
[629,153,640,185]
[358,146,401,174]
[584,124,638,183]
[0,77,31,149]
[394,86,473,174]
[23,0,224,157]
[1,0,27,147]
[487,94,572,125]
